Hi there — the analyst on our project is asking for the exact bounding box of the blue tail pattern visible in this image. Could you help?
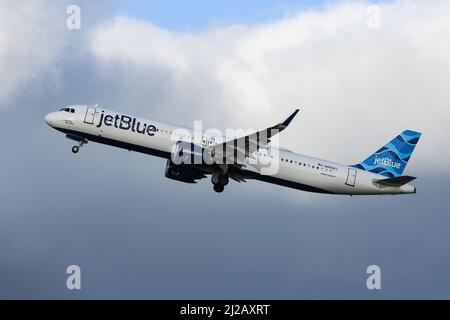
[352,130,422,178]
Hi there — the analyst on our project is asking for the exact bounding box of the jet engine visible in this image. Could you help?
[164,159,206,183]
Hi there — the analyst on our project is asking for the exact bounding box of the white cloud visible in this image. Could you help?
[0,0,68,106]
[89,0,450,174]
[1,0,449,176]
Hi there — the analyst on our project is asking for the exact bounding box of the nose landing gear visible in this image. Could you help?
[72,139,88,154]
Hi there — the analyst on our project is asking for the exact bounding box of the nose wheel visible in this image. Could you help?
[72,139,88,154]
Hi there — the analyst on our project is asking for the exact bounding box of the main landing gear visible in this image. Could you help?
[213,183,225,193]
[212,171,229,193]
[72,139,88,154]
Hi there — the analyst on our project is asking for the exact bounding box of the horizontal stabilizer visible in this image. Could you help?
[374,175,416,187]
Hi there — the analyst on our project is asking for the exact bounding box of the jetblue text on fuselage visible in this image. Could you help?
[97,111,157,136]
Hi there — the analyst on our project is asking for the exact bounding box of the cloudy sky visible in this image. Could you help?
[1,0,450,299]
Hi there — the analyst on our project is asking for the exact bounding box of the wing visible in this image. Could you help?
[211,109,299,165]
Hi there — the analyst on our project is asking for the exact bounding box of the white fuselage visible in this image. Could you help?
[45,105,416,195]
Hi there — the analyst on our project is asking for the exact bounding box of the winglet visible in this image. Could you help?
[280,109,300,128]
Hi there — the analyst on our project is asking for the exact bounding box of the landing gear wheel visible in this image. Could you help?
[213,183,225,193]
[219,175,229,186]
[212,173,229,186]
[71,139,87,154]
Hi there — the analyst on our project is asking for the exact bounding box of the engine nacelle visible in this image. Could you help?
[164,159,206,183]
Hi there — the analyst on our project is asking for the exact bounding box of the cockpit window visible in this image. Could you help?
[70,108,75,113]
[59,108,73,113]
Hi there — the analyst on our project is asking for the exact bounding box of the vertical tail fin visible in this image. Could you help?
[353,130,422,178]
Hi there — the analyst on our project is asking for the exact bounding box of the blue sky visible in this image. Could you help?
[115,0,334,30]
[114,0,391,31]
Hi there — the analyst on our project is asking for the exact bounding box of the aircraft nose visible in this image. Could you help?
[45,112,57,127]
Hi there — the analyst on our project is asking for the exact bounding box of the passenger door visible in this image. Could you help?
[345,168,357,187]
[84,107,96,125]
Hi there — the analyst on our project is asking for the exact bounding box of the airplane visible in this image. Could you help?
[45,105,422,195]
